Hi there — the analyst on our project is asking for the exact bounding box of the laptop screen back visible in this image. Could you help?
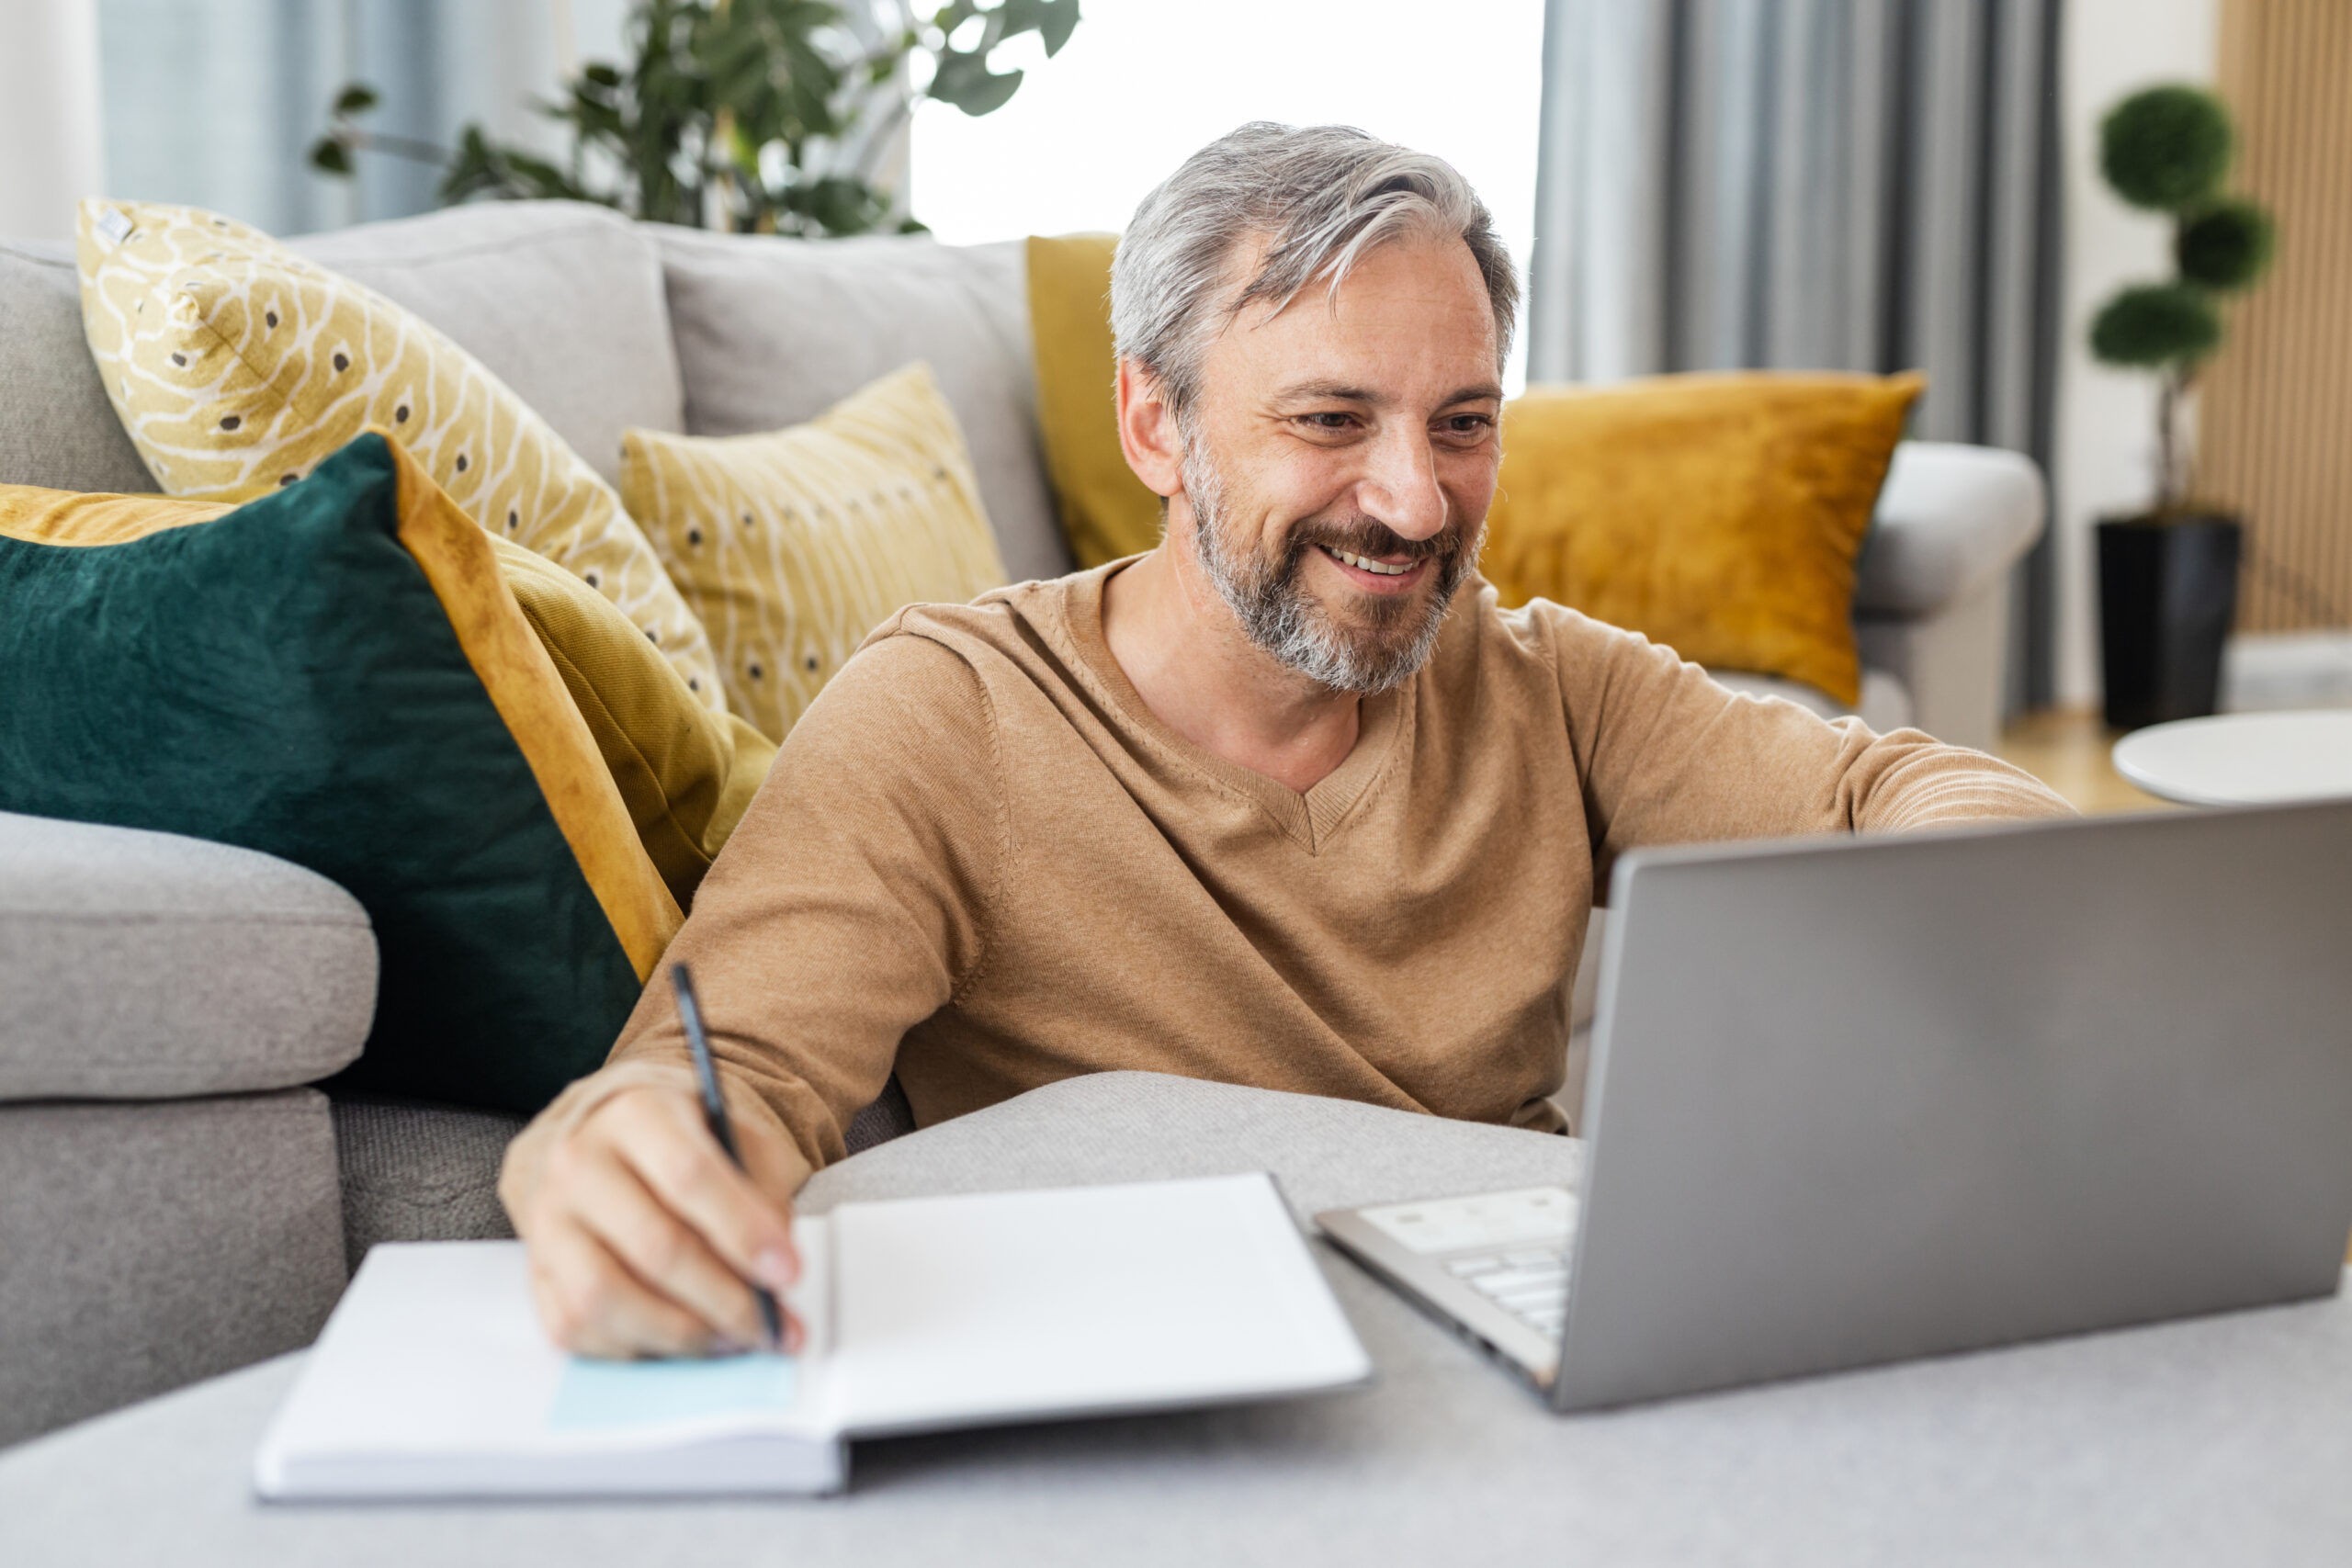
[1555,801,2352,1412]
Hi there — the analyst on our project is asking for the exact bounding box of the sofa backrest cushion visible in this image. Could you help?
[289,201,686,487]
[655,227,1074,586]
[0,240,157,495]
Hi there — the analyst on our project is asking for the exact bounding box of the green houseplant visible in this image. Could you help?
[2088,84,2278,730]
[311,0,1080,238]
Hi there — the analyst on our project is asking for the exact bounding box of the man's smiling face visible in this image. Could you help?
[1176,229,1505,694]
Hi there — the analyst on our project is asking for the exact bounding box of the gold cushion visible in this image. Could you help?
[1483,372,1926,706]
[2,467,773,913]
[74,197,726,707]
[620,361,1009,741]
[488,537,775,907]
[1026,232,1162,569]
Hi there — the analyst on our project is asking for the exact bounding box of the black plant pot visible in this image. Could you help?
[2098,513,2242,730]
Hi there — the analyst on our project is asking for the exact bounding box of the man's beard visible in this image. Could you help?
[1182,436,1475,695]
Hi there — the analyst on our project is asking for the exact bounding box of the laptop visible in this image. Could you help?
[1318,799,2352,1412]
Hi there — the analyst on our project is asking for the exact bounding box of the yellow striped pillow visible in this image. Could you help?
[75,197,725,707]
[620,362,1008,741]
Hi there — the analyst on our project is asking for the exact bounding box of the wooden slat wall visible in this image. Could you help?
[2199,0,2352,631]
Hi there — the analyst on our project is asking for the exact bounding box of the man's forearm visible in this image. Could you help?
[1840,732,2074,832]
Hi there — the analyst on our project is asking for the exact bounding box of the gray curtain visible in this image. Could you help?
[1526,0,2064,707]
[96,0,631,238]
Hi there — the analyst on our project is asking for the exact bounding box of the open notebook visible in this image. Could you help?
[254,1172,1372,1499]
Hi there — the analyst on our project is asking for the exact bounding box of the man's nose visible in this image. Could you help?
[1357,425,1448,543]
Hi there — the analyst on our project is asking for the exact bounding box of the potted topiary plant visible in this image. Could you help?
[2089,84,2278,730]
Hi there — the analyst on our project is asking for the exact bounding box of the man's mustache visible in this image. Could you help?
[1283,516,1461,565]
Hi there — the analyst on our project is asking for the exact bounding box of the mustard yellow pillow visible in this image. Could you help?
[620,361,1009,741]
[488,537,775,907]
[74,198,725,707]
[5,470,774,912]
[1483,372,1925,706]
[1026,232,1163,570]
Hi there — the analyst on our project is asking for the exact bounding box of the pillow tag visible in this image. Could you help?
[94,208,134,248]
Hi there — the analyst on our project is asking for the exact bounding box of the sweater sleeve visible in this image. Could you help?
[584,628,1005,1184]
[1543,604,2074,889]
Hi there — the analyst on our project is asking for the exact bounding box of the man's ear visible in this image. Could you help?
[1115,357,1184,500]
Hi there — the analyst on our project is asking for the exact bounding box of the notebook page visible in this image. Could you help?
[254,1227,841,1499]
[828,1171,1371,1437]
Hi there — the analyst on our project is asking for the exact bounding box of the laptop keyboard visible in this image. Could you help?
[1346,1187,1578,1345]
[1445,1246,1570,1337]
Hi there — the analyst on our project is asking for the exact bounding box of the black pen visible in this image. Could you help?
[670,963,786,1352]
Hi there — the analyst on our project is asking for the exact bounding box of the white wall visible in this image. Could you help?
[2052,0,2219,706]
[0,0,105,241]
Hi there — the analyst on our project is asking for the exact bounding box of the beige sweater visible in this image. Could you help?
[519,565,2072,1192]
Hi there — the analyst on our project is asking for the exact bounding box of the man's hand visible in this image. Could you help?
[506,1083,803,1359]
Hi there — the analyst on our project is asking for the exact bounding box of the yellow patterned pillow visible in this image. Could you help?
[620,361,1008,741]
[74,197,724,706]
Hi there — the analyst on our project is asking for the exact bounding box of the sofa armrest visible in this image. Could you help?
[0,812,376,1101]
[1857,442,2046,620]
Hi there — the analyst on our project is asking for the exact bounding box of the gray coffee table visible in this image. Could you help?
[8,1071,2352,1567]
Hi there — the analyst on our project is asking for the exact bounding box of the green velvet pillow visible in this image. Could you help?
[0,434,678,1114]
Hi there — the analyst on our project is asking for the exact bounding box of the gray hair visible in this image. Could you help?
[1111,122,1519,427]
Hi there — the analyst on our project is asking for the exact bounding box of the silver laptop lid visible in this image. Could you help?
[1555,800,2352,1412]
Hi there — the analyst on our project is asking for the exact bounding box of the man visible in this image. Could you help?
[500,123,2070,1359]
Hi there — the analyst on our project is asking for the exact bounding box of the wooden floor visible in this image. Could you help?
[1993,708,2181,817]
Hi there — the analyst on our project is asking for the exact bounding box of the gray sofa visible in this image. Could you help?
[0,200,2045,1447]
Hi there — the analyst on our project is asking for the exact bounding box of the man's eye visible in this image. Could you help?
[1304,412,1355,431]
[1444,414,1495,435]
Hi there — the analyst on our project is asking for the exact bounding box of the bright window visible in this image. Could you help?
[908,0,1547,389]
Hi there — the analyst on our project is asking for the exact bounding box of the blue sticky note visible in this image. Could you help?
[548,1352,798,1431]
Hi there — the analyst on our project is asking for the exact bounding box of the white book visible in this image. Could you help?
[254,1171,1372,1499]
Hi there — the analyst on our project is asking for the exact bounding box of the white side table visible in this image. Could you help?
[2111,709,2352,806]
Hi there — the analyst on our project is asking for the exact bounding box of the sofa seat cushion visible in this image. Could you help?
[0,813,375,1100]
[655,229,1073,587]
[329,1079,921,1271]
[331,1097,525,1271]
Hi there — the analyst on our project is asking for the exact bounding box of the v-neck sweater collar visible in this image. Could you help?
[1046,559,1413,854]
